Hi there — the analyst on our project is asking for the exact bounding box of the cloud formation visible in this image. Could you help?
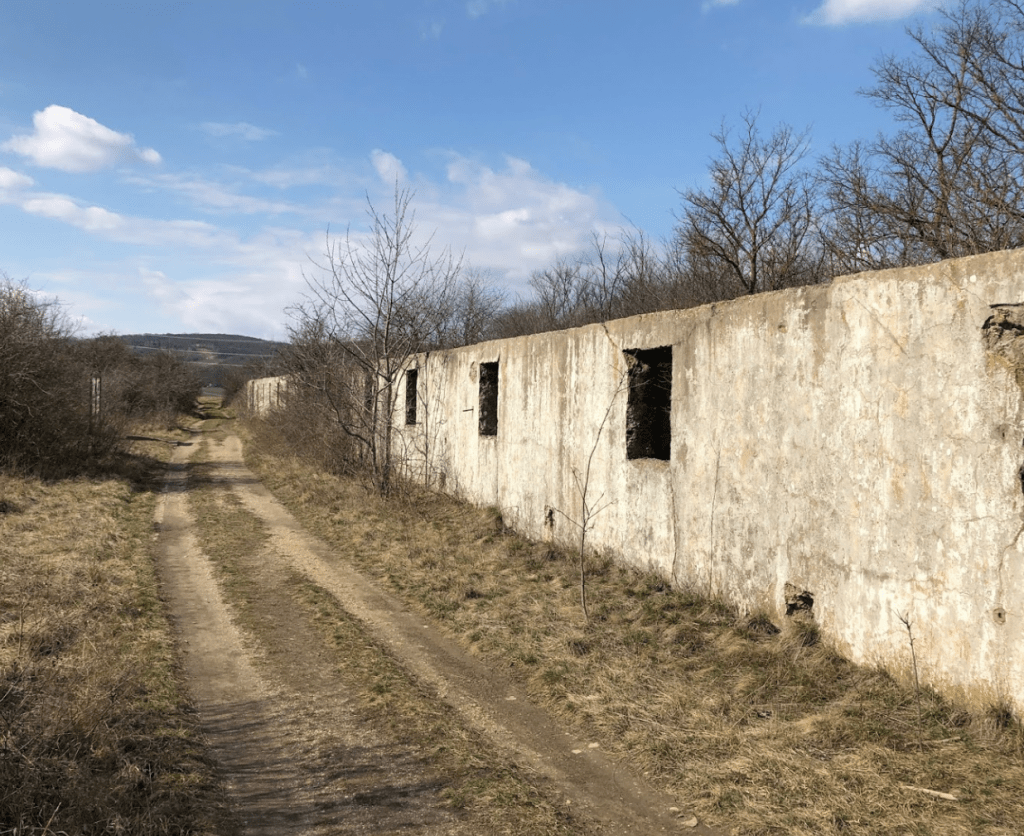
[805,0,939,25]
[200,121,278,141]
[2,105,162,172]
[371,149,408,185]
[0,166,34,192]
[127,171,301,216]
[435,153,611,284]
[2,141,616,336]
[466,0,510,19]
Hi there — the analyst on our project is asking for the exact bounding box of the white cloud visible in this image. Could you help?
[201,121,278,141]
[138,234,312,338]
[3,142,618,336]
[247,164,348,189]
[371,149,408,185]
[804,0,940,25]
[127,171,301,216]
[703,0,740,10]
[8,188,228,248]
[302,151,614,295]
[466,0,510,19]
[0,167,34,191]
[2,105,162,172]
[428,153,612,285]
[421,20,444,39]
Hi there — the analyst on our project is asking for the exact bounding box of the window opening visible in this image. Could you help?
[479,361,499,436]
[405,368,418,425]
[363,372,375,418]
[625,346,672,460]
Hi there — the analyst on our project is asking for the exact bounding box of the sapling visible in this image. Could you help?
[895,608,924,751]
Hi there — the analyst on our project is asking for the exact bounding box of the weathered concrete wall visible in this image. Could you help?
[391,249,1024,716]
[246,375,288,415]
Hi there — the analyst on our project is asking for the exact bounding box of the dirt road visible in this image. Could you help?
[155,422,714,834]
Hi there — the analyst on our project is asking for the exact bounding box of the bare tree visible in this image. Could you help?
[676,110,822,297]
[819,0,1024,272]
[287,187,461,496]
[433,267,506,348]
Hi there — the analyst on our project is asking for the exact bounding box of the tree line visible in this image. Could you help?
[277,0,1024,496]
[0,275,203,478]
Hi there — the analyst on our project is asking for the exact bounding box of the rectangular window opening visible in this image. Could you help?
[405,368,418,425]
[363,372,375,419]
[479,361,499,436]
[625,346,672,460]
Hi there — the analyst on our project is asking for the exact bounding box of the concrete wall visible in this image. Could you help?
[390,250,1024,716]
[246,375,288,415]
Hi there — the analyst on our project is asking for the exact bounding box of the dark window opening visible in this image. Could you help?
[479,361,499,436]
[405,368,418,425]
[363,372,375,418]
[625,346,672,460]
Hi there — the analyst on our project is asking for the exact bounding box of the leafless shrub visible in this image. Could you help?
[0,276,109,476]
[286,187,462,496]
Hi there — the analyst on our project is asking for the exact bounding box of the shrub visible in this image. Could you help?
[0,276,204,476]
[0,277,112,476]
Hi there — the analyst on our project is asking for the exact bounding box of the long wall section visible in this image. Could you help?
[246,375,288,414]
[391,250,1024,716]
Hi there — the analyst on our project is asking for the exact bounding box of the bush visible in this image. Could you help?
[0,277,112,476]
[0,276,204,476]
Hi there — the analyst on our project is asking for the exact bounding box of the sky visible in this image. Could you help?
[0,0,950,340]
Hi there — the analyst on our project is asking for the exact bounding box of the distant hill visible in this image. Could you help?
[116,333,288,385]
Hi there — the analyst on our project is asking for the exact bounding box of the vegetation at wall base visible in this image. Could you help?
[0,424,236,835]
[243,411,1024,836]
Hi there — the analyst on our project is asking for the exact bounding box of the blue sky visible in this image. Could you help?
[1,0,945,340]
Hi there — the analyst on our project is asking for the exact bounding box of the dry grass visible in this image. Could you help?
[0,425,234,836]
[243,416,1024,836]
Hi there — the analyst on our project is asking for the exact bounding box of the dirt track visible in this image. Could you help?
[155,422,715,834]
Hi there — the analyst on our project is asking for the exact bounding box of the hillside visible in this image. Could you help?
[117,333,288,385]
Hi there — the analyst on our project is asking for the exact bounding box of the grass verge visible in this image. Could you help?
[0,421,235,836]
[242,415,1024,836]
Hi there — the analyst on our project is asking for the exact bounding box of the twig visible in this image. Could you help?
[900,784,959,802]
[895,609,924,752]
